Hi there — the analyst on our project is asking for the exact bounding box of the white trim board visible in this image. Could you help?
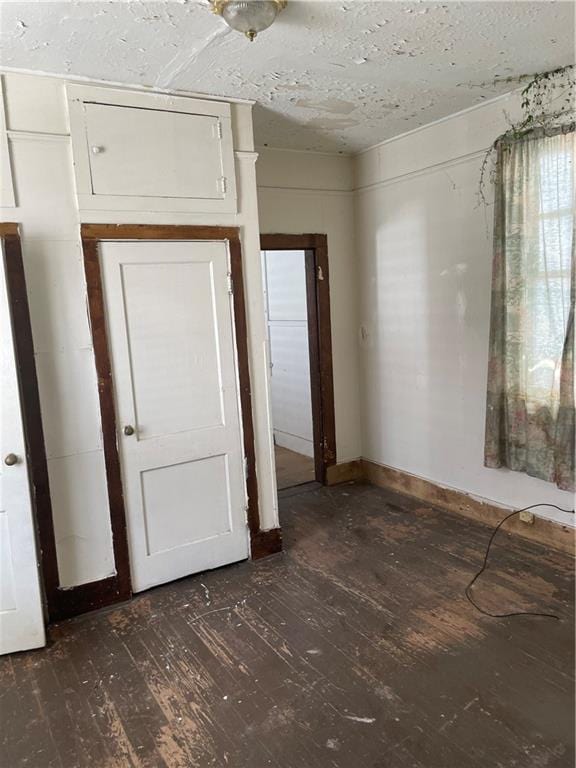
[354,88,521,157]
[0,67,254,107]
[0,78,16,208]
[354,149,488,194]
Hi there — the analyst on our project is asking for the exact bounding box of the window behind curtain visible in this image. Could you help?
[485,127,575,491]
[529,135,573,410]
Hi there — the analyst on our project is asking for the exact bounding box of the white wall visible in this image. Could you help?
[355,92,575,527]
[256,148,362,464]
[263,249,314,458]
[0,71,279,591]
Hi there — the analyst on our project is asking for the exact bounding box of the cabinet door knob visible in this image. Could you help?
[123,425,135,436]
[91,145,104,154]
[4,453,19,466]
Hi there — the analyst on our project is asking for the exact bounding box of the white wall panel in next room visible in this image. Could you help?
[263,250,313,458]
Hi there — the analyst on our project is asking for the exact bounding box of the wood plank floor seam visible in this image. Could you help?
[1,483,573,767]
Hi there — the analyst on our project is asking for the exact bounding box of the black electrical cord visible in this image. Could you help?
[465,503,575,620]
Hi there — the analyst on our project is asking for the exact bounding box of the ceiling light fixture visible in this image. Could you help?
[211,0,287,41]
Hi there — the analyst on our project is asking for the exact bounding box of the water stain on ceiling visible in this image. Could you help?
[0,0,573,153]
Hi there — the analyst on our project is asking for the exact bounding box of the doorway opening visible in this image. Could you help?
[260,234,336,491]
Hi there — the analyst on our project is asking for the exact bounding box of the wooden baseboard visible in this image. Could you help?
[325,460,364,486]
[250,528,282,560]
[50,576,131,623]
[270,456,573,554]
[361,459,575,556]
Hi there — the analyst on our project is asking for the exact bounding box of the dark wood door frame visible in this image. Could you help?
[260,234,336,484]
[74,223,280,619]
[0,223,55,621]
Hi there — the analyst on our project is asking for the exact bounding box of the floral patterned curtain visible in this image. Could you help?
[485,127,575,491]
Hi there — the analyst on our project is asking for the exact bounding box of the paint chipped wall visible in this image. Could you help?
[355,92,575,527]
[0,1,573,153]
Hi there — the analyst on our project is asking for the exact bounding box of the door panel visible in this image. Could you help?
[122,260,224,438]
[0,511,17,611]
[85,103,224,200]
[141,454,232,556]
[67,85,238,214]
[100,241,249,593]
[0,239,45,655]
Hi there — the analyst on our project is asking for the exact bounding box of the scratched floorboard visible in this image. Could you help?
[1,482,574,768]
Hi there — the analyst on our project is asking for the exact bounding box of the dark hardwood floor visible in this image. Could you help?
[1,482,574,767]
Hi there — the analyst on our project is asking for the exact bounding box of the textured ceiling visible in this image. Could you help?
[0,0,573,152]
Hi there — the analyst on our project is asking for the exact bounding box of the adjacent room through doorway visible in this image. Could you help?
[262,247,315,490]
[260,233,336,492]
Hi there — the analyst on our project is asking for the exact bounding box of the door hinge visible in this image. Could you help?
[243,456,249,479]
[216,120,223,139]
[227,272,234,294]
[219,176,228,195]
[317,265,324,281]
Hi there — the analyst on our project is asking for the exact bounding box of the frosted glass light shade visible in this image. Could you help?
[218,1,285,40]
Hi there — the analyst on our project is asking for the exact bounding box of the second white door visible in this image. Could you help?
[100,240,249,592]
[0,238,45,655]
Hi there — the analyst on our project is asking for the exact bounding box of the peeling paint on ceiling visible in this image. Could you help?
[0,0,573,153]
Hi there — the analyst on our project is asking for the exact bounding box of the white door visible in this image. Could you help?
[0,240,45,655]
[100,240,249,593]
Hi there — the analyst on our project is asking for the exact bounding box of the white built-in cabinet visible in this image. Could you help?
[67,85,237,213]
[0,71,278,622]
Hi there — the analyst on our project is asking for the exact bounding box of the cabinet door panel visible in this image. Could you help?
[85,103,224,200]
[67,85,237,213]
